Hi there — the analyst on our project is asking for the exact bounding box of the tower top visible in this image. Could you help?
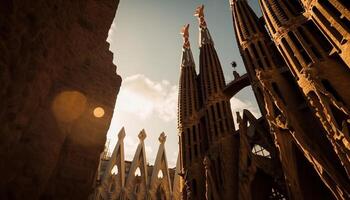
[159,132,167,144]
[138,129,147,141]
[118,127,126,140]
[181,24,190,49]
[194,5,207,28]
[194,5,213,47]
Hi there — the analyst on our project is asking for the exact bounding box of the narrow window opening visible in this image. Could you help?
[285,0,304,15]
[288,32,312,65]
[281,38,302,71]
[313,7,343,42]
[192,125,197,142]
[297,27,322,59]
[219,121,224,132]
[252,144,272,158]
[194,144,198,157]
[134,167,141,177]
[216,102,222,119]
[320,0,350,31]
[158,170,164,179]
[111,165,118,175]
[192,179,197,196]
[187,128,191,146]
[214,124,218,137]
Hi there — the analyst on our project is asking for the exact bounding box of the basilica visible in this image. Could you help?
[176,1,350,199]
[91,0,350,199]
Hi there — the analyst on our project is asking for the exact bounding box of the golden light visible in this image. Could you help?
[93,107,105,118]
[52,91,87,122]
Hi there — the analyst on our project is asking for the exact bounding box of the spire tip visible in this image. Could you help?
[194,5,207,28]
[181,24,190,49]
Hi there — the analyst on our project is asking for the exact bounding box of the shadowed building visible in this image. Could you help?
[0,0,121,199]
[177,2,350,200]
[177,5,287,200]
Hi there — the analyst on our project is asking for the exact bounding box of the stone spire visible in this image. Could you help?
[230,0,263,43]
[195,4,226,101]
[178,24,199,127]
[194,5,213,47]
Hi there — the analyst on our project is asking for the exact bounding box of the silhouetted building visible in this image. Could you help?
[177,2,350,199]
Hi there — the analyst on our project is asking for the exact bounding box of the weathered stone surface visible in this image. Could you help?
[0,0,121,199]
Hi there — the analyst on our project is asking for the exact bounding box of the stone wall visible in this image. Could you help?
[0,0,121,199]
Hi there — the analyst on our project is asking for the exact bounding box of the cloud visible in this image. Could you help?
[116,74,177,122]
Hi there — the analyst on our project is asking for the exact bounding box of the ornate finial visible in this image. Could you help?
[181,24,190,49]
[159,132,167,144]
[118,127,126,140]
[138,129,147,141]
[229,0,235,8]
[194,5,207,28]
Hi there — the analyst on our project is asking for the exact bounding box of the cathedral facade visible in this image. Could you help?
[177,1,350,200]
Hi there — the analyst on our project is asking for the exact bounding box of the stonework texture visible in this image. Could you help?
[177,1,350,200]
[0,0,121,199]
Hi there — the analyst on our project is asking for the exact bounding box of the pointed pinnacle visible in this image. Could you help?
[138,129,147,141]
[194,5,207,28]
[158,132,167,144]
[181,24,190,49]
[118,127,126,140]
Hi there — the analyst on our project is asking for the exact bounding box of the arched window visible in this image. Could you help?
[252,144,271,158]
[158,170,164,179]
[135,167,141,177]
[111,165,118,175]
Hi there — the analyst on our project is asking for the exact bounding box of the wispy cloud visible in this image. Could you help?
[107,74,260,166]
[116,74,177,122]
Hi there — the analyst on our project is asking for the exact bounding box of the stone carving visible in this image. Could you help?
[181,24,190,49]
[300,68,350,176]
[194,5,207,28]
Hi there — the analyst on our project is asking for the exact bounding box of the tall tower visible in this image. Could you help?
[231,0,350,199]
[177,6,239,199]
[301,0,350,68]
[259,0,350,186]
[195,5,238,199]
[177,24,206,199]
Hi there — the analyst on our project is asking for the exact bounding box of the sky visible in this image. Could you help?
[106,0,262,167]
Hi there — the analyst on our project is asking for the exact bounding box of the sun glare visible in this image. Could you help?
[93,107,105,118]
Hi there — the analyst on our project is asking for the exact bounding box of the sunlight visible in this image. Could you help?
[93,107,105,118]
